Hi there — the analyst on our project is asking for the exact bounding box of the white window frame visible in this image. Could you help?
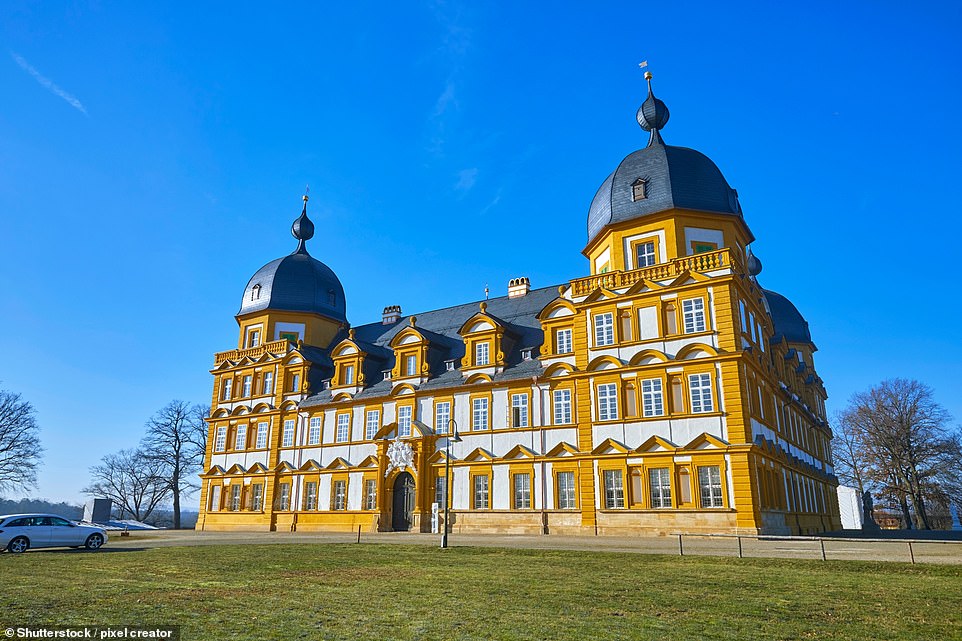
[473,474,490,509]
[344,364,355,385]
[234,424,247,450]
[472,398,489,431]
[699,466,724,508]
[336,413,350,443]
[308,417,321,445]
[262,371,274,395]
[682,298,706,334]
[214,427,227,452]
[435,402,451,434]
[255,422,269,449]
[365,410,380,440]
[553,389,572,425]
[405,354,417,376]
[594,312,615,346]
[304,481,318,510]
[689,373,714,413]
[282,420,295,447]
[513,473,532,510]
[557,471,576,510]
[603,469,625,509]
[641,378,664,417]
[332,480,347,510]
[555,328,572,354]
[636,240,656,268]
[364,479,377,510]
[597,383,619,421]
[242,375,252,398]
[277,483,291,511]
[398,405,412,437]
[649,467,672,508]
[511,393,529,428]
[475,342,490,366]
[222,379,232,401]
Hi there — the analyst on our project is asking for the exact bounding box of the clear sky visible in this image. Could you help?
[2,1,960,504]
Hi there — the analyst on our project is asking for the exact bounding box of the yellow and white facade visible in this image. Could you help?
[197,77,841,536]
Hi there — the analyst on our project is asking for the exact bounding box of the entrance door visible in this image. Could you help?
[392,472,415,531]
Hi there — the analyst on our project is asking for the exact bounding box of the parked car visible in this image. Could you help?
[0,513,108,553]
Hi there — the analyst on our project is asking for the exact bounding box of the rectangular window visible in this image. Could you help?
[308,417,321,445]
[555,328,573,354]
[251,484,263,511]
[242,375,252,397]
[473,475,490,509]
[511,394,529,428]
[557,471,576,510]
[209,485,221,512]
[291,373,301,393]
[344,364,355,385]
[689,373,714,413]
[280,331,298,343]
[278,483,291,510]
[649,468,672,508]
[262,371,274,395]
[641,378,665,417]
[336,414,350,442]
[214,427,227,452]
[304,481,318,510]
[594,313,615,346]
[597,383,619,421]
[636,241,656,268]
[222,379,232,401]
[603,469,625,509]
[682,298,706,334]
[699,466,724,508]
[398,406,412,437]
[553,389,572,425]
[435,476,446,507]
[475,342,490,366]
[332,480,347,510]
[230,485,241,511]
[364,479,377,510]
[255,422,269,449]
[513,473,532,509]
[739,300,748,334]
[405,355,417,376]
[435,402,451,434]
[365,410,380,440]
[282,419,295,447]
[234,424,247,450]
[248,330,260,347]
[472,398,489,431]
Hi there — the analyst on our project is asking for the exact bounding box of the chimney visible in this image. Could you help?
[507,277,530,299]
[382,305,402,325]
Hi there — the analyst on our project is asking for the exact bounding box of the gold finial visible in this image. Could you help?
[303,184,310,202]
[409,315,417,327]
[644,71,653,81]
[480,301,487,313]
[348,328,356,340]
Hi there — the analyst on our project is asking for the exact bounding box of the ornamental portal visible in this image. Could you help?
[392,472,415,532]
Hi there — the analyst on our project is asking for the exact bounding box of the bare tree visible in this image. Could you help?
[0,389,43,495]
[141,401,207,529]
[836,379,960,530]
[83,449,171,522]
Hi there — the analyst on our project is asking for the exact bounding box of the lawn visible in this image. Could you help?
[2,543,960,640]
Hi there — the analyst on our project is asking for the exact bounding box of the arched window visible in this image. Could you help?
[251,284,261,301]
[631,178,647,202]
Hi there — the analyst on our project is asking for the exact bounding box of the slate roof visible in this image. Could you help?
[764,289,814,346]
[587,142,743,245]
[300,285,560,406]
[238,252,347,323]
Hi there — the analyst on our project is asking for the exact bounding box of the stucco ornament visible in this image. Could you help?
[385,439,416,477]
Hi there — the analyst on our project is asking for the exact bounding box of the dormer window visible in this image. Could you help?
[405,355,417,376]
[475,342,490,366]
[631,179,647,202]
[521,349,532,360]
[383,370,392,381]
[343,365,355,385]
[445,360,456,372]
[251,284,261,301]
[248,330,260,348]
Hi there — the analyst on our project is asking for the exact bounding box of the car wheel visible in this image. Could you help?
[7,536,29,554]
[84,534,104,550]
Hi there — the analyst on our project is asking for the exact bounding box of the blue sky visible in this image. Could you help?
[2,2,960,504]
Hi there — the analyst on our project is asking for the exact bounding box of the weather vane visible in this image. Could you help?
[304,184,310,202]
[639,60,652,81]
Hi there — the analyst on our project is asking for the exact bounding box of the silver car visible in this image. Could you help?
[0,513,108,553]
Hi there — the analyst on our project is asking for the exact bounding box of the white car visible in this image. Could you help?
[0,513,108,553]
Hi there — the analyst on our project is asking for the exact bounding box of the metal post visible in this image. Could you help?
[737,535,743,558]
[819,538,826,561]
[908,541,915,564]
[356,524,361,544]
[678,534,684,556]
[441,420,460,549]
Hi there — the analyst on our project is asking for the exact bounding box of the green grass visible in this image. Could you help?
[2,544,960,640]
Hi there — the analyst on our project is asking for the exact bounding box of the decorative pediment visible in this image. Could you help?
[462,447,495,462]
[279,400,298,412]
[389,326,429,348]
[582,287,618,303]
[591,438,630,455]
[544,363,575,377]
[536,298,577,321]
[391,383,417,397]
[675,343,720,360]
[586,355,623,371]
[682,433,729,450]
[273,461,296,472]
[458,310,504,335]
[298,459,324,472]
[211,408,229,418]
[252,402,273,413]
[464,372,493,384]
[427,449,456,464]
[628,349,670,366]
[332,392,354,402]
[635,435,678,453]
[666,270,710,288]
[205,465,227,476]
[230,405,251,416]
[225,463,247,475]
[247,462,269,473]
[325,457,352,470]
[625,278,665,295]
[334,343,359,356]
[503,444,538,459]
[357,455,379,468]
[545,441,580,457]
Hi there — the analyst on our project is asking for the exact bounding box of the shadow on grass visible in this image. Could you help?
[1,547,150,555]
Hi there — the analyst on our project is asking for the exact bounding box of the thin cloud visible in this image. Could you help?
[455,167,477,192]
[11,52,88,115]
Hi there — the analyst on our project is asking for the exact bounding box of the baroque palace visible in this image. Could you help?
[197,75,841,536]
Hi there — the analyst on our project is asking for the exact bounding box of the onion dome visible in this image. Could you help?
[747,250,763,276]
[238,195,347,323]
[763,290,813,345]
[587,73,744,245]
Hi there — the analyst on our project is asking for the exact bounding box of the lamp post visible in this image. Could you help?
[440,419,461,549]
